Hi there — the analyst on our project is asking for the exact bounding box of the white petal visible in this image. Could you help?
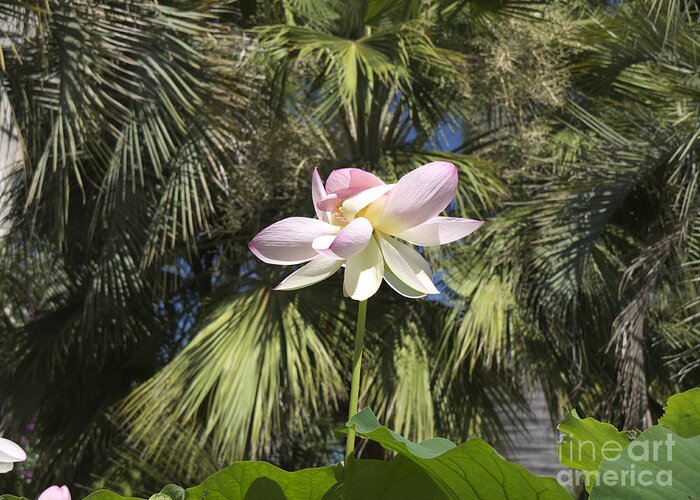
[383,268,427,298]
[378,235,439,295]
[0,438,26,463]
[312,168,330,223]
[342,184,394,220]
[374,162,458,235]
[395,217,484,246]
[343,236,384,301]
[312,234,340,258]
[0,462,13,473]
[275,256,343,291]
[249,217,339,265]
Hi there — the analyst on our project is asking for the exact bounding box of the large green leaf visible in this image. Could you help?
[590,427,700,499]
[184,461,339,500]
[150,485,185,500]
[84,491,143,500]
[557,410,631,491]
[84,486,183,500]
[343,408,569,500]
[658,388,700,438]
[343,457,445,500]
[344,407,456,459]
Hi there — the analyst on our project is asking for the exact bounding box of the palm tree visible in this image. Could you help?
[441,0,700,432]
[0,0,255,494]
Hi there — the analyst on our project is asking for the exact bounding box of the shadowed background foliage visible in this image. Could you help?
[0,0,698,497]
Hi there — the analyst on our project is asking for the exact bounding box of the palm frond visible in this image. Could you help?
[121,283,346,463]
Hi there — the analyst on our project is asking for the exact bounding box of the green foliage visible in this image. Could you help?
[184,462,338,500]
[342,408,456,459]
[657,388,700,438]
[153,485,185,500]
[84,485,183,500]
[83,492,142,500]
[557,411,631,491]
[342,408,569,499]
[560,388,700,496]
[83,409,568,500]
[341,458,443,499]
[590,427,700,500]
[13,390,700,498]
[0,0,255,492]
[121,285,346,464]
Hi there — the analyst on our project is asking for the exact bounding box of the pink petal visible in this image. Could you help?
[38,486,71,500]
[312,218,373,259]
[316,193,340,211]
[395,217,484,246]
[374,162,458,235]
[311,168,329,222]
[317,169,386,213]
[328,217,373,258]
[325,168,384,195]
[249,217,339,265]
[0,438,26,463]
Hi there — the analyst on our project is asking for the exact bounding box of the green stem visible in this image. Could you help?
[345,299,367,459]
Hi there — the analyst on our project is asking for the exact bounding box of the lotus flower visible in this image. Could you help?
[249,162,483,300]
[0,437,27,473]
[38,486,71,500]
